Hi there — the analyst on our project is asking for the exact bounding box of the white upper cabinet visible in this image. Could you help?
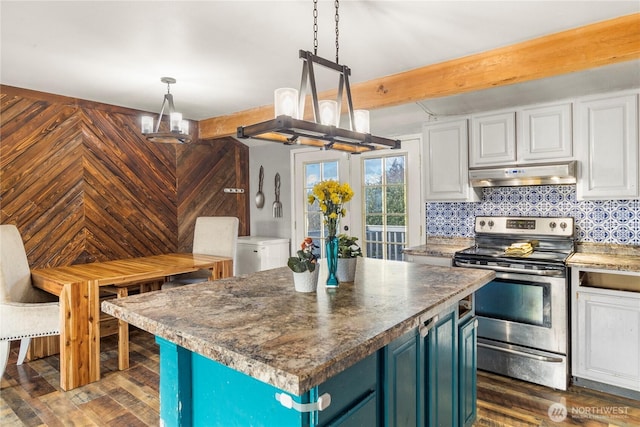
[469,111,516,167]
[575,91,639,200]
[470,103,574,167]
[423,119,479,201]
[517,102,573,163]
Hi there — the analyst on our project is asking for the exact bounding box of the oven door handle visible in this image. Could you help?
[453,260,564,277]
[478,342,564,363]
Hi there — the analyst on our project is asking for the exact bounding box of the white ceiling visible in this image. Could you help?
[2,1,639,133]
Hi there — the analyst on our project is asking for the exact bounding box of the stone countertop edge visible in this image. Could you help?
[101,259,494,396]
[403,238,474,258]
[567,252,640,273]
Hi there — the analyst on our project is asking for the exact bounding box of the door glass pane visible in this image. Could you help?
[304,160,339,257]
[362,155,407,261]
[476,280,549,327]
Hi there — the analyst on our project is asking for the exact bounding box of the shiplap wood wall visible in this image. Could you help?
[1,85,249,269]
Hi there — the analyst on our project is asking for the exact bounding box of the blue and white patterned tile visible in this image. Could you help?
[611,200,636,224]
[426,185,638,245]
[628,217,640,245]
[611,224,634,244]
[525,187,544,205]
[545,186,563,205]
[489,189,507,204]
[589,225,611,243]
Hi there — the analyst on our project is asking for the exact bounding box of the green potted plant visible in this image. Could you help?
[287,237,320,292]
[336,234,362,282]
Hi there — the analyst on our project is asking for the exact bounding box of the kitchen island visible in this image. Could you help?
[102,258,494,427]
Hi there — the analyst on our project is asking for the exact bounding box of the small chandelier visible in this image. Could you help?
[141,77,192,144]
[237,0,400,153]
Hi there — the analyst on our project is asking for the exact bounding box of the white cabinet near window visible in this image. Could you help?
[236,236,290,276]
[517,102,573,163]
[575,91,639,200]
[423,119,479,201]
[572,268,640,396]
[469,111,516,167]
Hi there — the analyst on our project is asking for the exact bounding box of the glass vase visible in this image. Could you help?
[325,235,339,287]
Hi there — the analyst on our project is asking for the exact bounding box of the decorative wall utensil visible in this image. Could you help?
[273,173,282,218]
[255,165,265,208]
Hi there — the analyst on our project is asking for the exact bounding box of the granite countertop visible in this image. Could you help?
[567,242,640,273]
[567,253,640,273]
[102,258,494,395]
[403,237,474,258]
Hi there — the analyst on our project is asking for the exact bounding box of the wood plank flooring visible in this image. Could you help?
[1,329,638,426]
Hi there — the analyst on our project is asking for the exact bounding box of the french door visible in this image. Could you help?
[292,150,350,257]
[291,135,422,260]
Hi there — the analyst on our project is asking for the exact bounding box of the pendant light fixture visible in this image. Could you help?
[237,0,400,153]
[141,77,192,144]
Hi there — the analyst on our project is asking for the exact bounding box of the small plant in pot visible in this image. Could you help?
[336,234,362,282]
[288,237,320,292]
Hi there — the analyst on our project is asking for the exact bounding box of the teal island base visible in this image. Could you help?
[156,303,477,427]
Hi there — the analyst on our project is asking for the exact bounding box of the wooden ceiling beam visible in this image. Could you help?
[199,13,640,140]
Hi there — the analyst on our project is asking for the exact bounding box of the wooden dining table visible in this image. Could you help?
[30,253,233,391]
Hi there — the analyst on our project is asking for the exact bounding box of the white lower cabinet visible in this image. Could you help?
[571,267,640,394]
[236,236,290,275]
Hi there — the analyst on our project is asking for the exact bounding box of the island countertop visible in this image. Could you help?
[102,258,494,395]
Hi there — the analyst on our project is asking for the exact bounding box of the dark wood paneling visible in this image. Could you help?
[176,137,250,251]
[1,86,249,269]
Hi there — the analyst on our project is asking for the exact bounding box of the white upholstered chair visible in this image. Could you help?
[162,216,239,289]
[0,224,60,380]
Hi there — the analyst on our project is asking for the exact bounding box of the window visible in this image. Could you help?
[362,155,407,260]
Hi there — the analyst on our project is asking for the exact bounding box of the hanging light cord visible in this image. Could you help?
[334,0,340,64]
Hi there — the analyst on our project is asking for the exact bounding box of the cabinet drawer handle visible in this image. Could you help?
[419,315,439,338]
[275,392,332,412]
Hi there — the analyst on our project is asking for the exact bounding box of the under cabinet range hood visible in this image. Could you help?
[469,161,577,188]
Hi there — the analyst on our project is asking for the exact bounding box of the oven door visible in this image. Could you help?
[475,271,568,354]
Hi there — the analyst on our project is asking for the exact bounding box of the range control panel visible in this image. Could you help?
[475,216,574,237]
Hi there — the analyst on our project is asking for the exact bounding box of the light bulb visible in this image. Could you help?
[141,116,154,134]
[170,112,182,132]
[319,100,338,126]
[180,119,189,134]
[354,110,370,133]
[274,88,299,118]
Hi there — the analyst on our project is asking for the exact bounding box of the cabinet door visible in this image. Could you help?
[574,287,640,392]
[517,102,573,163]
[469,111,516,167]
[458,316,477,427]
[318,352,378,426]
[236,244,262,275]
[423,119,478,201]
[385,328,424,427]
[425,306,458,427]
[576,92,639,200]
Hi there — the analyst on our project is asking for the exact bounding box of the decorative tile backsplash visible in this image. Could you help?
[426,185,640,245]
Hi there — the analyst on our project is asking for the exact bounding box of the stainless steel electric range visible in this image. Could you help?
[453,216,575,390]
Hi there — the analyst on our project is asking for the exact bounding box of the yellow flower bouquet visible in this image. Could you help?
[308,180,354,237]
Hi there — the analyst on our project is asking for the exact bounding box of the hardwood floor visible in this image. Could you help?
[1,329,638,426]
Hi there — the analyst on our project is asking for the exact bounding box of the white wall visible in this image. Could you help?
[248,143,294,239]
